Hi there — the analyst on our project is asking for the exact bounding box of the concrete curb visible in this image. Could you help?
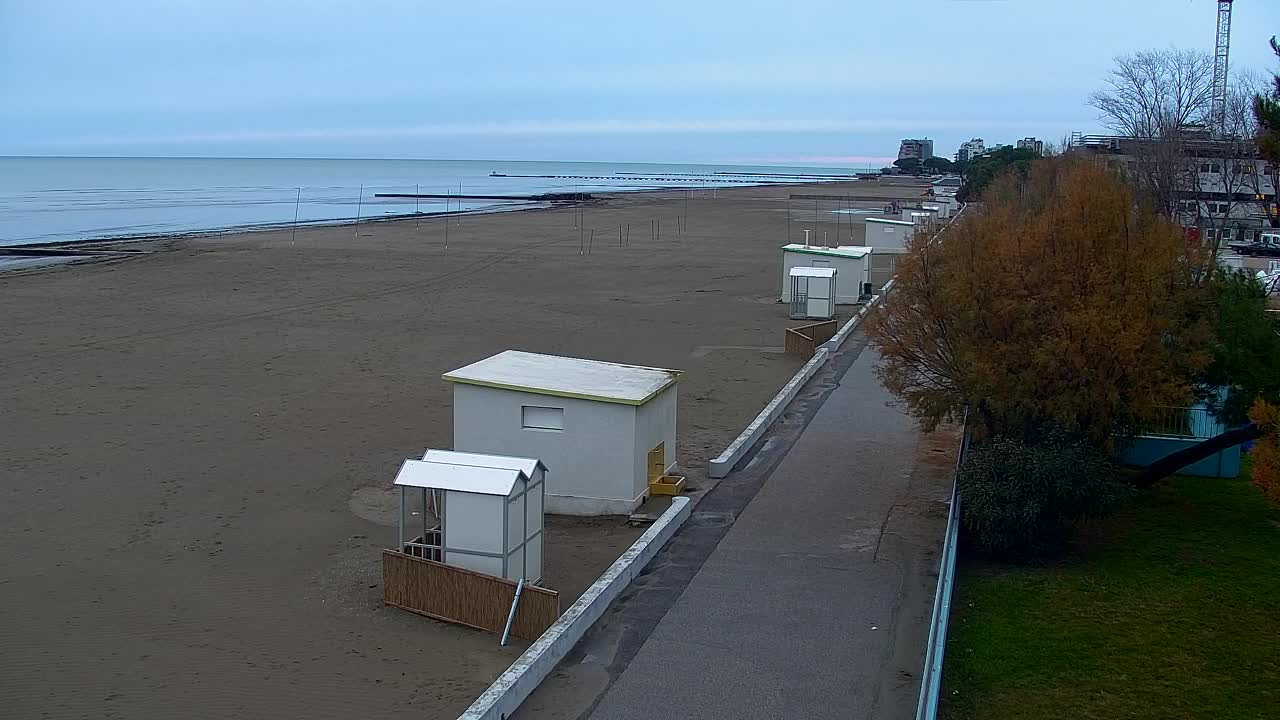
[707,347,830,479]
[707,283,893,479]
[458,495,692,720]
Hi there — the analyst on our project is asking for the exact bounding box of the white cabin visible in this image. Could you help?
[444,351,680,516]
[392,450,546,583]
[788,266,837,320]
[780,244,872,304]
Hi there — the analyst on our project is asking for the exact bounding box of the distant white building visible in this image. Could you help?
[898,138,934,161]
[955,138,985,163]
[1017,137,1045,155]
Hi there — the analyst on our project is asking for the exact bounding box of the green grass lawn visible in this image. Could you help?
[941,466,1280,720]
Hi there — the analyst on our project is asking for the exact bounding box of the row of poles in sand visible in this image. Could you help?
[287,183,695,253]
[574,193,688,256]
[784,194,881,247]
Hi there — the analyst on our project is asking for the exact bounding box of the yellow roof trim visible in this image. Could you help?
[442,373,681,406]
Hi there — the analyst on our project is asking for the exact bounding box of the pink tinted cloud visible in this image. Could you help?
[728,154,897,167]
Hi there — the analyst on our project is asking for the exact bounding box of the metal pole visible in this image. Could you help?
[787,198,792,243]
[444,191,450,250]
[291,187,301,245]
[421,487,428,541]
[500,578,525,647]
[354,184,364,238]
[398,486,405,552]
[415,183,419,214]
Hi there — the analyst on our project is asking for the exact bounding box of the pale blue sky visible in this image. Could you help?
[1,0,1277,164]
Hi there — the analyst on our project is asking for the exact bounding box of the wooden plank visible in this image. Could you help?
[382,550,560,641]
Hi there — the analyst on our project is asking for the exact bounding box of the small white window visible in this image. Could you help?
[521,406,564,431]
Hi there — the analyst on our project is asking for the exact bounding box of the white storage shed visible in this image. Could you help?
[444,351,681,516]
[788,267,837,320]
[863,217,915,253]
[392,449,546,583]
[780,244,872,305]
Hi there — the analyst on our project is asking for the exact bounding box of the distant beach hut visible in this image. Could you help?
[444,350,681,516]
[863,216,915,252]
[780,244,871,304]
[863,217,917,291]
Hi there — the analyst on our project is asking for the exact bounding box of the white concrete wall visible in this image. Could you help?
[633,386,678,493]
[863,220,911,252]
[444,491,505,577]
[780,251,869,304]
[453,384,641,516]
[524,470,543,583]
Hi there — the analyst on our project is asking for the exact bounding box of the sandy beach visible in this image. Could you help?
[0,180,925,718]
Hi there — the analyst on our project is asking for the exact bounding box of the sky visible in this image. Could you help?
[1,0,1278,166]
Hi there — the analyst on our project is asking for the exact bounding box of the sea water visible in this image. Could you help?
[0,156,863,246]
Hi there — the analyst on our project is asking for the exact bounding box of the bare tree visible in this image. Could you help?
[1194,72,1269,254]
[1088,49,1215,138]
[1086,50,1272,245]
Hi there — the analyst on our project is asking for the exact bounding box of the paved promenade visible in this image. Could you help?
[520,340,960,720]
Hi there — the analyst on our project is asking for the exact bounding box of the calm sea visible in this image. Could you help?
[0,156,864,247]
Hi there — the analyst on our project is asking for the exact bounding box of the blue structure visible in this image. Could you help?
[1119,405,1241,478]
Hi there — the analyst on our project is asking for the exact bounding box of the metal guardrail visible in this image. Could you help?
[915,423,969,720]
[912,205,972,720]
[1140,406,1226,439]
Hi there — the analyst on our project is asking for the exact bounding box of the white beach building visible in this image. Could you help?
[863,217,916,253]
[787,266,837,320]
[779,244,872,304]
[444,350,680,516]
[392,449,546,583]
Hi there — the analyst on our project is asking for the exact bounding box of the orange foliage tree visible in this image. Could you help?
[867,156,1213,447]
[1247,398,1280,503]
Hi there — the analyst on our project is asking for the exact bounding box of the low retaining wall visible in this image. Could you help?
[707,347,830,479]
[708,284,892,479]
[458,495,692,720]
[383,551,560,641]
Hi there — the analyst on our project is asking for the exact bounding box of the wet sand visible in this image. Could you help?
[0,180,925,718]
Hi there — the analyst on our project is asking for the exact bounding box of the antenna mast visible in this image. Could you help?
[1211,0,1234,133]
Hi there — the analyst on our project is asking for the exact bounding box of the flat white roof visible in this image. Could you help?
[443,350,681,406]
[393,458,525,496]
[865,217,915,226]
[789,266,836,278]
[421,449,546,477]
[781,243,872,259]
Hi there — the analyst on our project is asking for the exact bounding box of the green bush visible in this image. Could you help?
[959,435,1132,560]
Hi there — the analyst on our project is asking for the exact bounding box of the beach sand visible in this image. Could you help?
[0,180,925,718]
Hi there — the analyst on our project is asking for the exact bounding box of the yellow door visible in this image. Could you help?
[648,442,665,483]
